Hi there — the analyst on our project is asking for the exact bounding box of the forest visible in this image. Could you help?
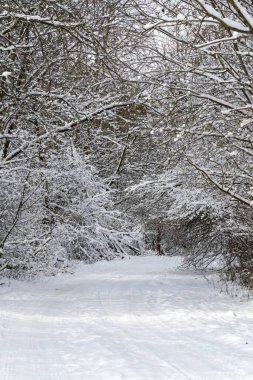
[1,0,253,288]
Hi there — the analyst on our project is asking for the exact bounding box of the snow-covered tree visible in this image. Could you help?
[0,0,143,276]
[126,0,253,286]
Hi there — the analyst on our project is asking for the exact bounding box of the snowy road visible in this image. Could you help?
[0,256,253,380]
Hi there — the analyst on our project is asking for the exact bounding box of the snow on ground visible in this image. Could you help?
[0,256,253,380]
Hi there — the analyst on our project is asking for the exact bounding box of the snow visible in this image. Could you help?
[4,13,81,28]
[177,14,185,21]
[196,0,250,32]
[232,0,253,30]
[1,71,12,77]
[144,21,163,30]
[196,34,244,49]
[0,256,253,380]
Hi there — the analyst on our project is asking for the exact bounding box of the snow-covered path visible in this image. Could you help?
[0,256,253,380]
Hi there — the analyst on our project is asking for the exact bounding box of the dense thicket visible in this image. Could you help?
[0,0,143,276]
[1,0,253,287]
[128,0,253,287]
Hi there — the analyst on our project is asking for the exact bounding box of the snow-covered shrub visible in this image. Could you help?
[0,145,140,278]
[45,146,140,263]
[127,167,253,287]
[0,165,55,277]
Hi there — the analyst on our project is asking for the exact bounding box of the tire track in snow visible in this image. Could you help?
[95,280,195,380]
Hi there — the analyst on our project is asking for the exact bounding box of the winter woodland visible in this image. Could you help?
[0,0,253,287]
